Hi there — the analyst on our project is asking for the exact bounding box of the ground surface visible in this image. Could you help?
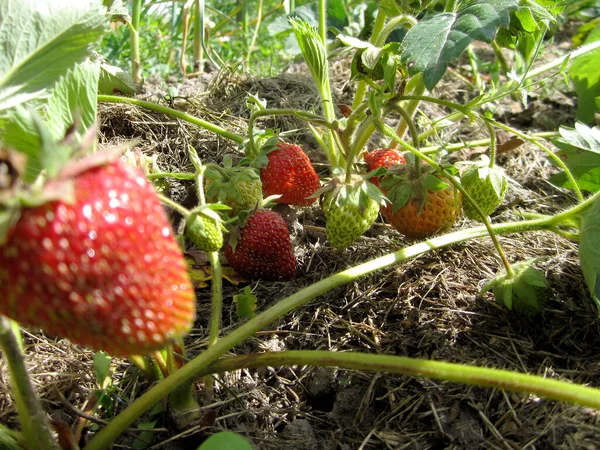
[1,26,600,450]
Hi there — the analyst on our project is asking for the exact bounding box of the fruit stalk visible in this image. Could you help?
[97,95,244,144]
[206,250,223,392]
[201,350,600,410]
[0,317,61,450]
[83,193,600,450]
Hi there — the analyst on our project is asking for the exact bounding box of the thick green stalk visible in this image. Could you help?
[202,351,600,409]
[193,0,203,72]
[352,9,387,110]
[82,195,600,450]
[0,317,61,450]
[130,0,142,84]
[97,95,243,144]
[418,132,558,155]
[318,0,327,45]
[205,251,223,392]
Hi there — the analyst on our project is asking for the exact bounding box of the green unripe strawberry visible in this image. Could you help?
[185,212,223,252]
[205,166,263,215]
[322,176,381,249]
[461,164,507,221]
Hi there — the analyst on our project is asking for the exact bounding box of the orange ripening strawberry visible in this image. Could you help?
[225,209,296,280]
[382,175,462,240]
[260,142,321,206]
[364,148,406,186]
[0,157,196,356]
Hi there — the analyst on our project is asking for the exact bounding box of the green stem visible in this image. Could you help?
[486,119,584,202]
[352,9,387,110]
[467,45,483,91]
[491,40,510,74]
[205,251,223,391]
[318,0,327,45]
[389,73,425,149]
[130,0,142,84]
[129,355,162,382]
[202,350,600,409]
[83,196,600,450]
[375,14,417,47]
[0,317,61,450]
[246,0,264,68]
[192,0,203,72]
[157,194,191,218]
[523,39,600,81]
[418,131,558,154]
[98,95,243,144]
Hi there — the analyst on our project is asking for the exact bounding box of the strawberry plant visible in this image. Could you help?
[2,1,600,449]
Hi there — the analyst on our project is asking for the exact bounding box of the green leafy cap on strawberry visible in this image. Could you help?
[480,259,548,316]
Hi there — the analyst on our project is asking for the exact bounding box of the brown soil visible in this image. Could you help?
[2,29,600,450]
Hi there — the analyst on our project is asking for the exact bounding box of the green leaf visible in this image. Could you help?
[569,21,600,123]
[93,351,112,389]
[46,60,100,141]
[197,432,254,450]
[98,62,137,95]
[234,286,258,319]
[0,0,108,113]
[549,123,600,193]
[421,173,448,191]
[1,107,40,182]
[132,421,156,450]
[480,259,547,315]
[579,194,600,313]
[400,0,517,90]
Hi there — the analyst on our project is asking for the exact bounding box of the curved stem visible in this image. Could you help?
[97,95,244,144]
[375,14,417,47]
[486,119,584,202]
[82,204,595,450]
[0,317,61,450]
[201,350,600,410]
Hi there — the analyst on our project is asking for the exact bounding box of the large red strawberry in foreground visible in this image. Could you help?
[0,156,196,356]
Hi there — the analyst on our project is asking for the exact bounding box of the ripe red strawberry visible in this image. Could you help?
[364,148,406,186]
[0,157,196,356]
[225,210,296,280]
[260,142,321,206]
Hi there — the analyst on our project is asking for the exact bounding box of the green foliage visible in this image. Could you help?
[234,286,258,319]
[569,20,600,122]
[197,431,254,450]
[0,0,107,113]
[400,0,518,90]
[579,194,600,313]
[549,123,600,193]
